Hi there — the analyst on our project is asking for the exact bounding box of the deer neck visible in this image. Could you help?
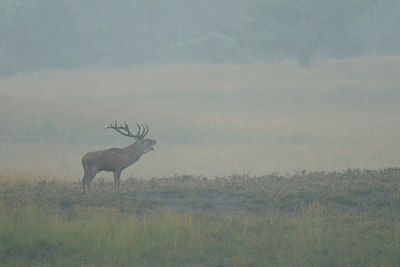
[123,143,143,165]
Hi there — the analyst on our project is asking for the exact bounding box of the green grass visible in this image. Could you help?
[1,169,400,266]
[3,204,399,266]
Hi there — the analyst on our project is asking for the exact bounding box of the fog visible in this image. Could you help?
[1,1,400,179]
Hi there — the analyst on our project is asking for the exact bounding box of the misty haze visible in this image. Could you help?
[1,0,399,178]
[1,1,400,266]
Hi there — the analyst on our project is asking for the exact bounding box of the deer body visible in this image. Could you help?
[82,122,156,193]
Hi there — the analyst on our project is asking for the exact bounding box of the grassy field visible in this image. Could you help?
[1,58,400,265]
[1,169,400,266]
[1,57,400,178]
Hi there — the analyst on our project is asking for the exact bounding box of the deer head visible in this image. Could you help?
[106,120,156,154]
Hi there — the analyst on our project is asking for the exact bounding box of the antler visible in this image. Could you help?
[141,124,149,138]
[106,121,149,139]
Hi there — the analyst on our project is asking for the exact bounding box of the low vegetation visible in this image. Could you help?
[1,168,400,266]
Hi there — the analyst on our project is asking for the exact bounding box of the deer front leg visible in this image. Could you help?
[113,172,118,194]
[116,172,122,193]
[112,171,122,193]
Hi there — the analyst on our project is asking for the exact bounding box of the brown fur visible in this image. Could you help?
[82,139,156,193]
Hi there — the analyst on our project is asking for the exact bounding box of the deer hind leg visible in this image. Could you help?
[82,172,94,194]
[82,176,86,193]
[86,170,98,194]
[82,158,91,193]
[82,163,96,194]
[82,171,89,194]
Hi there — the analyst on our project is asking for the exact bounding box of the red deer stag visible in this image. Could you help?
[81,121,156,193]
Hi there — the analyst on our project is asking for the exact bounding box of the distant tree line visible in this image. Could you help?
[0,0,399,75]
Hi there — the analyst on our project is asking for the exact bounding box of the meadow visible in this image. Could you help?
[1,169,400,266]
[1,57,400,177]
[1,57,400,265]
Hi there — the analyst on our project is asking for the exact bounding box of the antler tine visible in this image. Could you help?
[139,124,146,138]
[105,120,115,129]
[141,124,145,137]
[106,120,136,138]
[123,120,130,132]
[105,120,149,139]
[138,124,143,137]
[142,124,149,138]
[136,123,142,137]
